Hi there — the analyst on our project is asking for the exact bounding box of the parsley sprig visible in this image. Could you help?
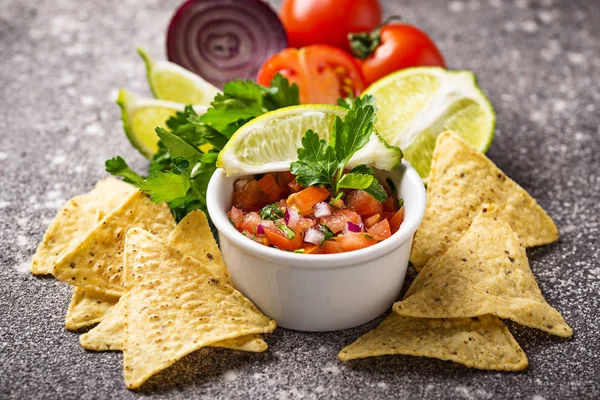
[106,74,299,221]
[290,95,387,202]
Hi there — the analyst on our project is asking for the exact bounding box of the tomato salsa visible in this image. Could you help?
[227,171,405,254]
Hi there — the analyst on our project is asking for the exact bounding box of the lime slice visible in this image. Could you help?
[116,89,208,159]
[138,48,220,105]
[364,67,496,181]
[217,105,402,176]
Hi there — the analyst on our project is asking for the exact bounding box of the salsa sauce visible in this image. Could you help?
[228,171,405,254]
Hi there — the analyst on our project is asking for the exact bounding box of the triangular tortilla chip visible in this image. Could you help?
[81,212,267,353]
[395,204,572,337]
[168,210,231,283]
[65,287,119,331]
[410,131,558,271]
[121,228,275,389]
[31,178,136,275]
[53,191,176,296]
[80,296,267,353]
[338,314,528,371]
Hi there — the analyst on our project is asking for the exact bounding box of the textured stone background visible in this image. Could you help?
[1,0,599,399]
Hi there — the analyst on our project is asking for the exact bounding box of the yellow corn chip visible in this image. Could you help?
[31,177,136,275]
[53,191,176,296]
[122,228,275,389]
[168,210,231,283]
[65,287,119,331]
[395,204,572,337]
[80,210,267,352]
[338,314,528,370]
[410,131,558,271]
[80,296,267,353]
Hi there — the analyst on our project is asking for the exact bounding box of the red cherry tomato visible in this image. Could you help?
[257,45,365,104]
[350,22,446,85]
[279,0,382,52]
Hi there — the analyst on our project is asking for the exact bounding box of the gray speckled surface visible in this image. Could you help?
[1,0,599,398]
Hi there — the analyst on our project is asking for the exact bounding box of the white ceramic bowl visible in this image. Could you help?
[207,161,426,332]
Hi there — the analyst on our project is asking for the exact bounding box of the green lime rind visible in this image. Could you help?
[116,89,154,160]
[137,47,159,99]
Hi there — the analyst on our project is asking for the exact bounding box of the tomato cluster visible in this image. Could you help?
[257,0,445,104]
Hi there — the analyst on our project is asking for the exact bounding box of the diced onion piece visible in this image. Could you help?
[313,201,331,218]
[256,224,265,235]
[343,221,364,234]
[234,179,248,191]
[304,227,325,245]
[284,207,299,227]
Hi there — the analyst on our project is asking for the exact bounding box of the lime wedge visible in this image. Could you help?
[116,89,208,159]
[217,105,402,176]
[364,67,496,182]
[138,48,220,105]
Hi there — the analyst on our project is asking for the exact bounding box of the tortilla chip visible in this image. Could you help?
[65,287,119,331]
[168,210,230,283]
[395,204,572,337]
[122,228,275,389]
[31,177,136,275]
[410,131,558,271]
[338,314,528,371]
[80,297,268,353]
[52,191,176,296]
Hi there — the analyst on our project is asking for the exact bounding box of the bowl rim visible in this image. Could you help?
[207,160,426,269]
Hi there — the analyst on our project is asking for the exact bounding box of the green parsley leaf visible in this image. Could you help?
[138,171,191,204]
[259,203,284,220]
[263,73,300,110]
[337,94,377,110]
[156,127,202,162]
[290,130,337,188]
[105,156,144,184]
[332,104,375,166]
[337,173,374,190]
[363,179,388,202]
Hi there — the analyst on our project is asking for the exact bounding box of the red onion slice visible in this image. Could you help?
[313,201,331,218]
[304,227,325,245]
[344,221,364,234]
[167,0,288,88]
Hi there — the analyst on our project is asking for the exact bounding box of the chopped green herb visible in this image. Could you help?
[291,100,388,202]
[259,203,284,220]
[277,224,296,239]
[293,249,305,254]
[320,225,335,241]
[398,198,404,209]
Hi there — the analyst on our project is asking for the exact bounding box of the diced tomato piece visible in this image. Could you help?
[288,178,304,193]
[303,244,322,254]
[289,216,313,232]
[389,207,405,234]
[382,196,398,213]
[263,225,304,251]
[319,209,361,234]
[232,180,265,212]
[257,174,283,204]
[240,212,261,233]
[321,240,341,254]
[228,206,244,229]
[336,232,377,252]
[287,186,330,214]
[367,219,391,241]
[274,172,295,194]
[363,213,381,229]
[346,190,383,218]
